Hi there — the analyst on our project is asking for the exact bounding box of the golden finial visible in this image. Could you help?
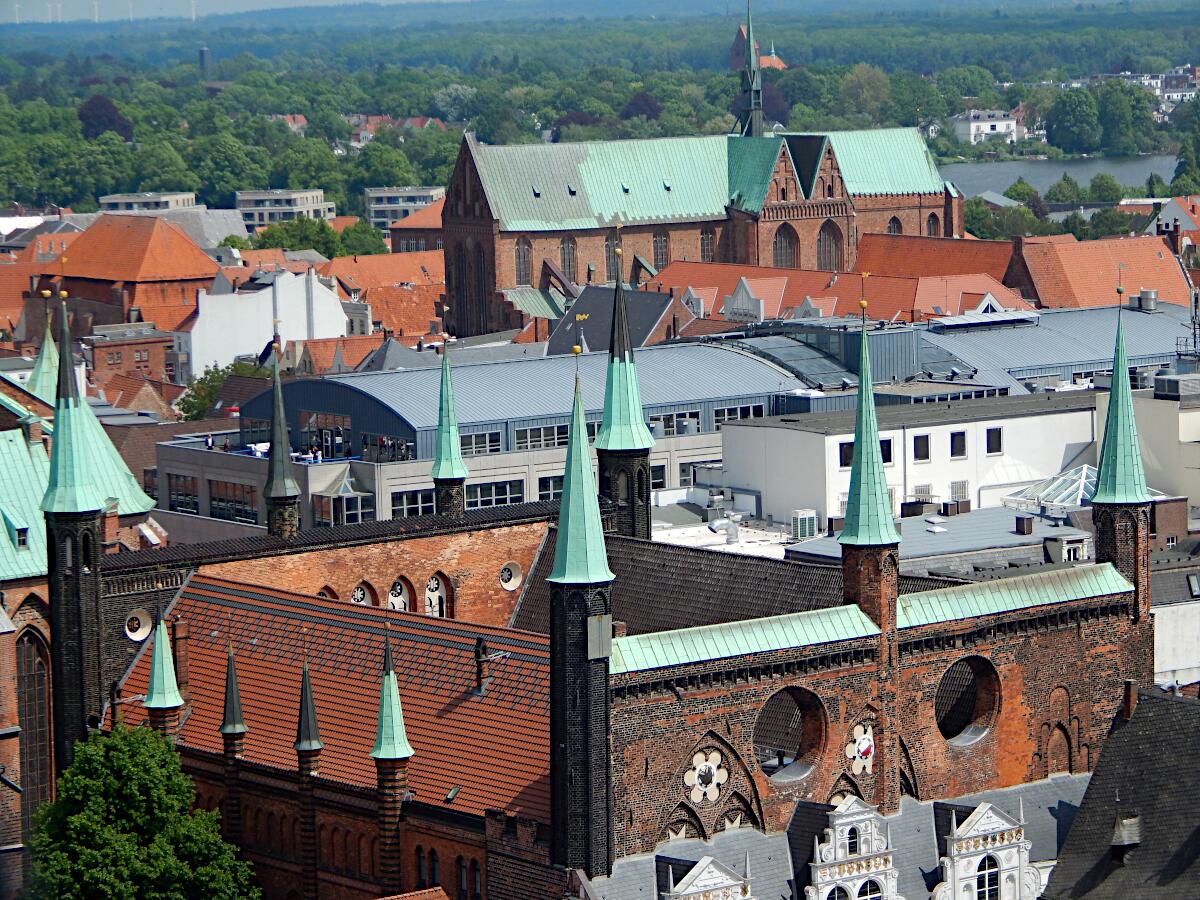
[571,344,582,355]
[58,290,67,300]
[615,247,623,257]
[859,299,868,311]
[39,289,51,299]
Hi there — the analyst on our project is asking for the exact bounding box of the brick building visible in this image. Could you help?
[34,283,1155,898]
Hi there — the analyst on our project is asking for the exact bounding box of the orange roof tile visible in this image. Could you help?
[13,230,83,262]
[237,248,289,268]
[0,262,38,333]
[328,215,360,234]
[299,333,386,373]
[115,575,551,823]
[911,274,1033,317]
[50,214,219,283]
[1019,234,1190,308]
[319,250,444,299]
[390,199,445,232]
[379,890,450,900]
[363,283,442,340]
[855,233,1014,281]
[759,53,787,70]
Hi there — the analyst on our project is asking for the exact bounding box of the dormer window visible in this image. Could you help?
[847,825,859,855]
[15,528,28,549]
[567,184,577,196]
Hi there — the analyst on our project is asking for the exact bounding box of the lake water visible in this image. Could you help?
[938,154,1178,197]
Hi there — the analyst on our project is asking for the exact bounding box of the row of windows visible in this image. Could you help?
[414,847,482,899]
[512,229,717,287]
[839,428,1003,468]
[209,480,258,525]
[461,431,502,456]
[312,493,375,527]
[466,480,524,508]
[318,573,452,616]
[824,856,995,900]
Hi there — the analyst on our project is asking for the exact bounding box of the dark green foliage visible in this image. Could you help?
[77,94,133,141]
[178,361,269,421]
[1003,178,1038,203]
[28,726,259,899]
[338,220,389,256]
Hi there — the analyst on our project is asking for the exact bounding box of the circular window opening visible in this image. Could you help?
[388,578,411,611]
[499,561,523,592]
[753,687,827,782]
[935,657,1000,745]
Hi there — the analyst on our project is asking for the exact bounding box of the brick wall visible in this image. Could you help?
[91,335,173,384]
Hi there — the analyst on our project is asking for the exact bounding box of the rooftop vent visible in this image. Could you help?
[567,184,577,196]
[663,180,671,191]
[1015,515,1034,536]
[531,186,541,198]
[621,183,630,194]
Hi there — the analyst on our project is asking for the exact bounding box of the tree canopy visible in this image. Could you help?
[28,726,259,900]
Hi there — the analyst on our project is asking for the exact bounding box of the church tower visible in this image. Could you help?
[595,268,655,538]
[1092,302,1153,626]
[42,301,107,774]
[739,0,764,137]
[432,344,469,518]
[838,304,902,813]
[264,353,301,538]
[549,376,615,878]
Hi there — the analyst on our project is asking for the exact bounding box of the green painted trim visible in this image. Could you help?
[144,618,184,709]
[897,562,1132,629]
[548,379,614,585]
[611,604,879,674]
[1093,309,1152,505]
[431,347,469,481]
[838,318,901,546]
[371,640,415,760]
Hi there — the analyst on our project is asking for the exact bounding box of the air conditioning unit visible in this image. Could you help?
[790,508,819,540]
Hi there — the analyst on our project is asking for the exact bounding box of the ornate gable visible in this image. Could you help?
[669,855,750,897]
[955,802,1020,841]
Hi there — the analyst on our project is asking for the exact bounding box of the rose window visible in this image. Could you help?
[683,750,728,805]
[388,579,409,611]
[351,586,367,604]
[844,723,875,776]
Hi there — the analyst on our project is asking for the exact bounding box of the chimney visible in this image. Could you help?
[21,417,42,446]
[474,637,492,694]
[1015,515,1034,535]
[1121,679,1137,720]
[102,499,119,547]
[613,620,628,638]
[172,616,190,703]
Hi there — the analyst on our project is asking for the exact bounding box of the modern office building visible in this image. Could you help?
[364,186,445,236]
[235,189,336,233]
[98,191,199,211]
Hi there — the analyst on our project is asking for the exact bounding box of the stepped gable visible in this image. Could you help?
[512,530,955,635]
[113,574,551,822]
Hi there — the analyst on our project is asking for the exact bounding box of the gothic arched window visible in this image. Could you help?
[416,847,426,888]
[887,216,902,235]
[652,230,670,270]
[515,238,532,286]
[817,220,844,272]
[846,825,859,855]
[700,227,716,263]
[559,236,577,283]
[772,223,798,268]
[17,630,51,847]
[927,212,941,236]
[976,856,999,900]
[430,849,440,886]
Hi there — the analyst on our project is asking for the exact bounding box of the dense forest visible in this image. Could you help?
[1,0,1198,214]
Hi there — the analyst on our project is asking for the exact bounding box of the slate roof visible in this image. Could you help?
[512,530,954,636]
[207,373,269,416]
[1019,235,1190,309]
[356,337,544,372]
[114,575,551,822]
[1044,690,1200,898]
[545,285,675,356]
[855,234,1015,281]
[51,214,220,283]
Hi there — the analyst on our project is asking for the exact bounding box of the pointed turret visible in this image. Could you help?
[26,316,59,406]
[145,616,184,710]
[220,644,247,736]
[1093,309,1151,505]
[432,343,469,517]
[549,378,614,585]
[371,639,415,760]
[41,302,104,515]
[294,658,323,753]
[263,352,300,538]
[740,0,764,137]
[839,310,900,547]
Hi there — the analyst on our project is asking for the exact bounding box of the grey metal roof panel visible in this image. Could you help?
[733,335,858,389]
[545,286,673,356]
[356,338,545,372]
[329,344,800,430]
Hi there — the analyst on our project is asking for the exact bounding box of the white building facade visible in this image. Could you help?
[931,803,1044,900]
[235,188,336,232]
[952,110,1019,145]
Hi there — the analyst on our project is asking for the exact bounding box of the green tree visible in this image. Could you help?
[1147,172,1170,197]
[178,361,269,420]
[28,726,259,899]
[188,133,269,207]
[1087,172,1124,203]
[338,220,389,255]
[839,63,891,121]
[133,140,200,193]
[219,234,252,250]
[252,217,343,259]
[306,108,351,145]
[1045,173,1084,204]
[1045,89,1101,153]
[272,138,345,209]
[1003,177,1038,203]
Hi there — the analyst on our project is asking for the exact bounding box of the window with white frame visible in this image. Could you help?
[538,475,563,501]
[950,431,967,459]
[913,433,930,462]
[466,480,524,509]
[391,489,434,518]
[880,438,893,465]
[515,424,569,450]
[460,431,502,456]
[648,410,699,437]
[838,442,854,468]
[985,426,1003,455]
[950,480,970,502]
[650,465,666,490]
[714,403,765,427]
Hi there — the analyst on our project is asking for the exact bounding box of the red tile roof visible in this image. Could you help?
[379,890,449,900]
[911,274,1033,317]
[328,215,360,234]
[0,261,38,333]
[389,198,444,232]
[237,249,289,269]
[115,575,551,823]
[297,333,387,373]
[13,230,83,262]
[50,214,219,283]
[363,284,443,341]
[319,250,444,300]
[1018,234,1190,308]
[855,233,1015,281]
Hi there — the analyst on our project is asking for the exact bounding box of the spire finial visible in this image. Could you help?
[220,639,247,735]
[145,616,184,710]
[294,648,323,753]
[549,377,614,585]
[1093,301,1151,505]
[838,296,900,546]
[595,263,654,453]
[263,351,300,501]
[371,631,415,760]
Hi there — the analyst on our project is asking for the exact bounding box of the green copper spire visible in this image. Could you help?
[838,312,901,546]
[41,301,105,514]
[594,274,654,452]
[1093,308,1151,505]
[263,352,300,501]
[219,644,247,736]
[294,658,323,753]
[370,638,415,761]
[144,617,184,710]
[431,345,469,481]
[549,378,614,585]
[26,318,59,406]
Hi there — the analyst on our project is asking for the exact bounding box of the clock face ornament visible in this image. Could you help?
[351,585,367,604]
[845,723,875,775]
[387,579,409,611]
